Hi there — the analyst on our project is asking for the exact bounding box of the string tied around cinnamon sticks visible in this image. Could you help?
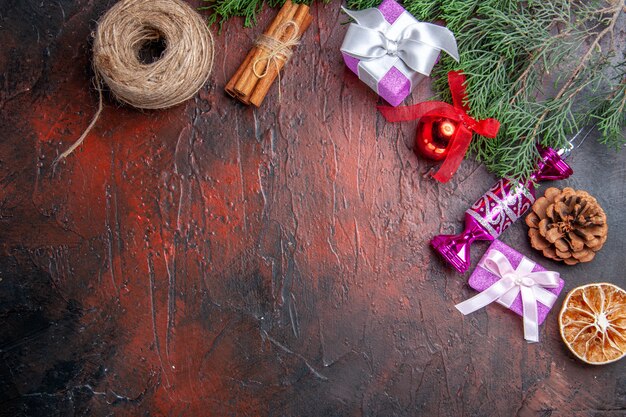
[253,21,300,78]
[226,0,313,107]
[252,21,301,100]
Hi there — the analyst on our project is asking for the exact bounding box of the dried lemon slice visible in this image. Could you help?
[559,283,626,365]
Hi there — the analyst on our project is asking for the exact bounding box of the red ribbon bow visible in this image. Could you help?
[378,71,500,183]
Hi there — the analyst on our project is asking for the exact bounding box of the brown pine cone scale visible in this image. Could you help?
[525,187,608,265]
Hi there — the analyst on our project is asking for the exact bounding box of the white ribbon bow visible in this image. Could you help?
[340,6,459,90]
[455,249,560,343]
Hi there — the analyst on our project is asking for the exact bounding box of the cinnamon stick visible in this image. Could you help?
[233,0,298,98]
[225,48,254,97]
[249,6,312,107]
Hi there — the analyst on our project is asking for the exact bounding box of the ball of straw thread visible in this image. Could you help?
[56,0,214,162]
[94,0,214,109]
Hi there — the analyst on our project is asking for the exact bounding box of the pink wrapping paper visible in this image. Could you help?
[468,239,565,325]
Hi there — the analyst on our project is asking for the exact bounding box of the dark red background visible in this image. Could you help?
[1,1,625,416]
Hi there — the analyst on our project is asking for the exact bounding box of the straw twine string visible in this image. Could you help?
[55,0,214,164]
[252,21,301,100]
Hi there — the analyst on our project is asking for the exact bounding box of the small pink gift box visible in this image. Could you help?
[468,239,565,325]
[340,0,459,106]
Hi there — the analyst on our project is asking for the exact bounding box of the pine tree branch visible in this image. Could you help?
[528,0,624,144]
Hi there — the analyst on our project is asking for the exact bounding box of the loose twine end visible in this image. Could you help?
[53,78,104,167]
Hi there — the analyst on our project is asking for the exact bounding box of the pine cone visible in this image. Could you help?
[525,187,608,265]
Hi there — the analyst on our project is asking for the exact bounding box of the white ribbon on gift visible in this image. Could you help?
[455,249,560,343]
[340,6,459,94]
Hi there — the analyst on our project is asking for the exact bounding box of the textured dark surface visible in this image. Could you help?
[1,1,625,416]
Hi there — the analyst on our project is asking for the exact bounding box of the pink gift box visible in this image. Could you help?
[341,0,448,106]
[468,240,565,325]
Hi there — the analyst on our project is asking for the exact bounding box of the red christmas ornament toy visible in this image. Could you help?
[378,71,501,183]
[416,117,458,161]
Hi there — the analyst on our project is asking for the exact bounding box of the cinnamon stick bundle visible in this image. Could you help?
[225,0,312,107]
